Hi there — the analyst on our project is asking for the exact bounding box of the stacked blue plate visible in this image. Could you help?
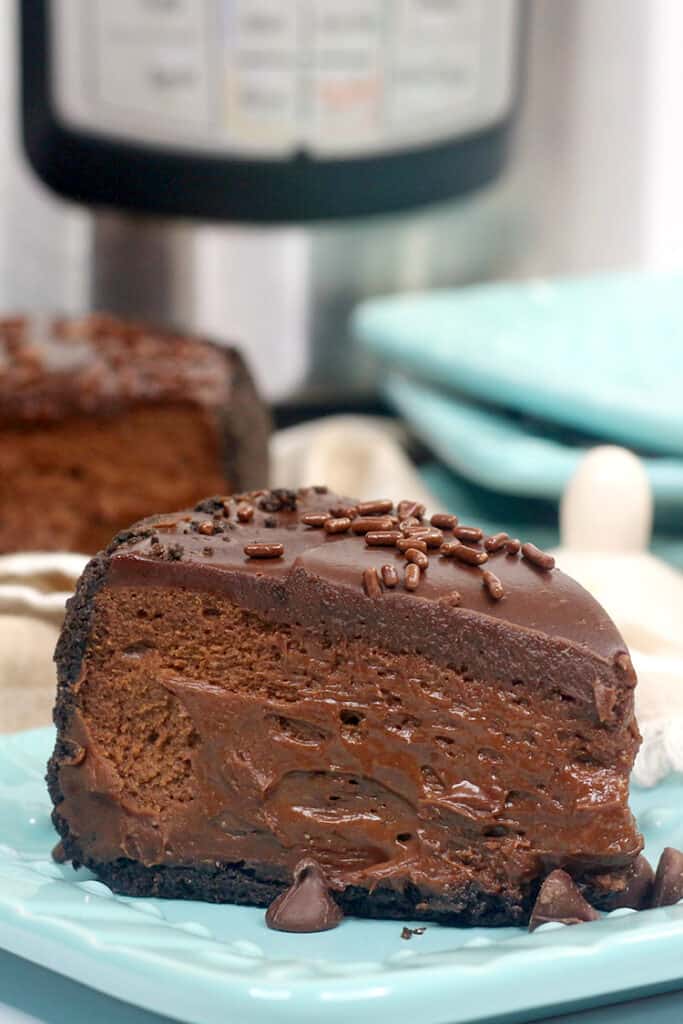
[353,270,683,565]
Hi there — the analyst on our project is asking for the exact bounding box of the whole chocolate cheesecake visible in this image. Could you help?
[48,488,643,926]
[0,314,269,554]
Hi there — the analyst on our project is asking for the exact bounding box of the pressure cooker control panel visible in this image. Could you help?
[22,0,521,220]
[52,0,517,158]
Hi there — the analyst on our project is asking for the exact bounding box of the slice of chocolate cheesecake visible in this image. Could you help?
[48,489,642,926]
[0,314,269,554]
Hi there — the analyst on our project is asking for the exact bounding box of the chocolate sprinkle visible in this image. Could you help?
[482,570,505,600]
[244,543,284,559]
[265,858,343,933]
[351,516,395,534]
[403,527,444,549]
[430,513,457,530]
[506,538,521,555]
[324,517,352,534]
[652,847,683,907]
[397,537,427,554]
[301,512,330,528]
[381,564,399,588]
[454,525,484,543]
[236,503,254,522]
[485,532,510,552]
[441,541,488,566]
[405,547,429,569]
[404,563,420,591]
[522,542,555,570]
[363,567,383,599]
[365,531,402,547]
[529,870,600,932]
[197,521,214,536]
[397,500,425,520]
[329,504,358,519]
[357,499,393,515]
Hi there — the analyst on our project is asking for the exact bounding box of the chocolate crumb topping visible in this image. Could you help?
[400,926,426,939]
[529,870,600,932]
[258,489,298,513]
[265,858,343,933]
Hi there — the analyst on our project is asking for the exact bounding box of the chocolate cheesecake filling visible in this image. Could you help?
[49,488,642,925]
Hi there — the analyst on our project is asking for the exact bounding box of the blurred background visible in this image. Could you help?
[4,6,683,1021]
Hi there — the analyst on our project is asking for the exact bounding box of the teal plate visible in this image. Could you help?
[1,728,683,1024]
[354,270,683,455]
[385,372,683,506]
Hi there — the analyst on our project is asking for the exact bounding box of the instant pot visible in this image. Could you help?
[20,0,523,404]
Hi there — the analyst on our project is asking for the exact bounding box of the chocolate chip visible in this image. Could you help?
[605,855,654,910]
[236,502,254,522]
[265,858,343,933]
[529,870,600,931]
[51,841,68,863]
[198,521,214,536]
[652,847,683,907]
